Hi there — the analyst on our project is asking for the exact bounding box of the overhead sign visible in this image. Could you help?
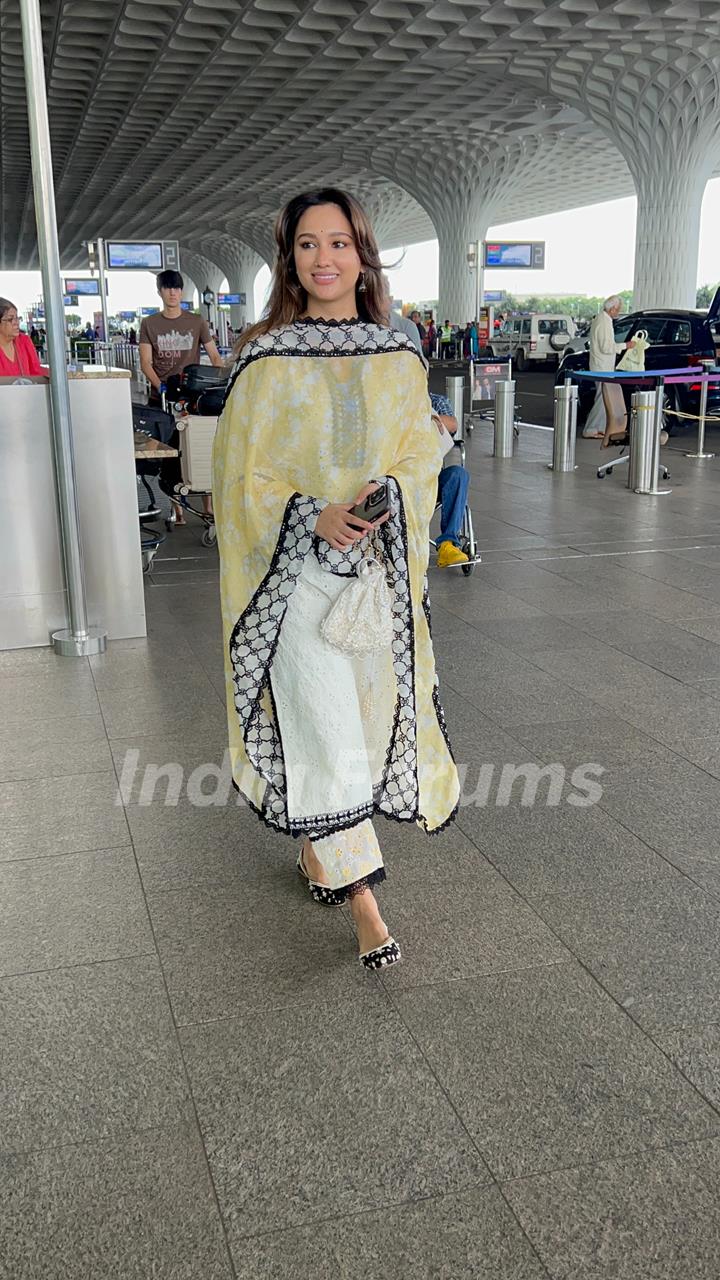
[483,242,545,270]
[163,240,180,270]
[107,241,164,270]
[483,290,504,303]
[64,277,107,296]
[101,239,181,271]
[118,311,137,320]
[218,292,245,306]
[140,307,160,315]
[180,301,192,311]
[63,295,78,307]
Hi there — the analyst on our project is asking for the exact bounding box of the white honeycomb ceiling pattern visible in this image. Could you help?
[1,0,719,312]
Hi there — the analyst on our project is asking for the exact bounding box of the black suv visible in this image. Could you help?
[557,289,720,434]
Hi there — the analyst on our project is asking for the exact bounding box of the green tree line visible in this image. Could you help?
[404,284,719,321]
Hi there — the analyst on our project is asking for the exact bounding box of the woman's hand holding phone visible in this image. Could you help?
[315,503,374,550]
[314,481,388,551]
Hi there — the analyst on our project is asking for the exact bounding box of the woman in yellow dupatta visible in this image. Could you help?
[212,188,459,970]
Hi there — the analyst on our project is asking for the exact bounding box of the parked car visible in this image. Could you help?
[557,292,720,434]
[489,313,576,370]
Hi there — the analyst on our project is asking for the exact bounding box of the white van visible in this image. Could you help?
[489,314,576,370]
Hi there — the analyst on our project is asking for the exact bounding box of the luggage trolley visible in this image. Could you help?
[163,364,230,547]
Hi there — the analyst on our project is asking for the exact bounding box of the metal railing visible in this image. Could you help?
[69,340,140,373]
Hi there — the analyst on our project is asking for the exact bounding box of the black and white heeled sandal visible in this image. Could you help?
[359,937,401,970]
[296,849,346,907]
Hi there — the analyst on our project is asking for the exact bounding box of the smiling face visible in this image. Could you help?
[293,203,362,321]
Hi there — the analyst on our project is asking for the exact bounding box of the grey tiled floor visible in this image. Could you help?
[4,421,720,1277]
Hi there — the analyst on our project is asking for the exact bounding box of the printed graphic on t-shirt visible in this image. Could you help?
[156,330,196,355]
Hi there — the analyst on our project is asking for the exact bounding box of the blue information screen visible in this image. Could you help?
[218,292,244,306]
[484,243,532,268]
[107,242,164,270]
[64,278,101,296]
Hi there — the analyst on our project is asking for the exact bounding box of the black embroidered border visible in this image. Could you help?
[221,320,426,412]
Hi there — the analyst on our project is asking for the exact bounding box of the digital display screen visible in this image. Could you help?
[180,301,192,311]
[141,307,160,316]
[483,290,503,303]
[64,278,101,296]
[484,243,532,268]
[106,241,164,270]
[218,292,244,306]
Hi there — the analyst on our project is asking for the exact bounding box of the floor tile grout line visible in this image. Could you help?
[3,1116,199,1164]
[168,958,570,1033]
[380,982,555,1280]
[496,1132,720,1190]
[450,810,720,1125]
[0,839,133,866]
[87,655,240,1280]
[217,1180,493,1248]
[0,950,158,984]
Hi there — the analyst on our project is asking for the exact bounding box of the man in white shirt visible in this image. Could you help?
[588,295,635,445]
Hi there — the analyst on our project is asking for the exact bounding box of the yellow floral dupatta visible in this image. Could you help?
[212,318,459,839]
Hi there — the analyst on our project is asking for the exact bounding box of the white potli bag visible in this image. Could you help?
[320,557,393,656]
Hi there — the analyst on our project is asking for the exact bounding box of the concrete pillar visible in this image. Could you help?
[435,198,491,324]
[181,276,196,307]
[181,250,224,334]
[212,237,265,332]
[548,52,720,309]
[632,161,710,310]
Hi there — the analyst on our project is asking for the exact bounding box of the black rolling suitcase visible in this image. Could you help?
[165,363,229,415]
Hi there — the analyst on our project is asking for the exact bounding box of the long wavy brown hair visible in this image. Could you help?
[234,188,390,354]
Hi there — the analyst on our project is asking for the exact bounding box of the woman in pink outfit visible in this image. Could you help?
[0,298,48,377]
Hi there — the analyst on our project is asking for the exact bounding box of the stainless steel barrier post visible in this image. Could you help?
[445,374,465,442]
[97,237,110,369]
[19,0,106,656]
[628,387,671,495]
[549,380,578,472]
[494,380,515,457]
[686,363,715,459]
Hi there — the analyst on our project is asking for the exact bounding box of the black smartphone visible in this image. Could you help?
[349,483,389,525]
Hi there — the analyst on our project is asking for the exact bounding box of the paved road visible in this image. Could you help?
[513,366,557,428]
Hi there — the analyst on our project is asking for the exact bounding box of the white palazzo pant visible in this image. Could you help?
[270,554,395,891]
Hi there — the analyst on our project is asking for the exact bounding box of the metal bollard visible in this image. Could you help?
[628,388,671,495]
[494,379,515,457]
[549,382,578,472]
[686,362,715,459]
[445,374,465,442]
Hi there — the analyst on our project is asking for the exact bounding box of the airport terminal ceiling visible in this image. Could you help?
[1,0,720,274]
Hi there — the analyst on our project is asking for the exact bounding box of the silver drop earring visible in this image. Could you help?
[358,272,367,293]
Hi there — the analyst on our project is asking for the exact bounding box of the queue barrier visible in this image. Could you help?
[569,368,720,494]
[549,383,578,472]
[494,380,516,457]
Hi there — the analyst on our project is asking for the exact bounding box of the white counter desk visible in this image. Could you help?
[1,368,147,649]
